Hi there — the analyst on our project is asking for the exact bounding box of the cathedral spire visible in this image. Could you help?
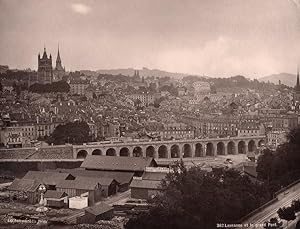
[56,44,61,63]
[42,45,48,59]
[297,66,299,87]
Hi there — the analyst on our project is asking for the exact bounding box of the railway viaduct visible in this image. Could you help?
[73,136,266,159]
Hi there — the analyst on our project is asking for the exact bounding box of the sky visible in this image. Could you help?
[0,0,300,78]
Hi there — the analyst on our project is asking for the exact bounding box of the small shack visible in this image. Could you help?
[56,177,102,206]
[77,203,114,224]
[44,190,68,208]
[8,178,41,204]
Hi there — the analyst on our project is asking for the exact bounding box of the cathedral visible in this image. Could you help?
[37,46,65,84]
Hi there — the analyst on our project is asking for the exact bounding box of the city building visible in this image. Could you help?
[69,79,90,95]
[0,126,24,148]
[267,130,287,147]
[193,81,210,94]
[126,92,156,107]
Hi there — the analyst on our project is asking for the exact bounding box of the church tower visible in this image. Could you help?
[293,67,300,106]
[53,45,65,82]
[37,47,53,84]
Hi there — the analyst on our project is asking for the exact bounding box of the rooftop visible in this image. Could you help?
[80,155,157,172]
[85,202,113,215]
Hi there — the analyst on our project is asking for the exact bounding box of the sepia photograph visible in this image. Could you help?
[0,0,300,228]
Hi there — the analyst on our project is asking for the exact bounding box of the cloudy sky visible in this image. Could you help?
[0,0,300,78]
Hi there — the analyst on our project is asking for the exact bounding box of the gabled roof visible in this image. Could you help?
[76,176,117,186]
[54,169,134,185]
[23,171,73,186]
[85,203,113,216]
[44,190,67,199]
[142,172,167,181]
[80,155,157,172]
[8,178,41,192]
[130,179,163,190]
[56,177,100,190]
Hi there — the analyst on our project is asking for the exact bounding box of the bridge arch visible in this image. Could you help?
[195,143,204,157]
[183,144,192,158]
[238,141,246,154]
[120,147,130,157]
[158,145,168,158]
[77,150,88,159]
[146,146,155,158]
[206,143,214,156]
[133,146,143,157]
[248,140,256,152]
[106,148,116,156]
[227,141,236,154]
[217,142,225,155]
[92,149,102,155]
[171,144,180,158]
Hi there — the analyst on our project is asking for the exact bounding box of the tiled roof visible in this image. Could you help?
[56,177,100,190]
[142,172,167,181]
[54,169,134,185]
[85,203,113,215]
[23,171,73,186]
[130,179,163,190]
[80,155,157,172]
[44,190,67,199]
[8,178,40,192]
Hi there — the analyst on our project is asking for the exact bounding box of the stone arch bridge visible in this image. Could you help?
[73,136,266,159]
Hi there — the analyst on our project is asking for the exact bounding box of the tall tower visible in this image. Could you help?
[37,47,53,84]
[53,44,65,82]
[293,67,300,105]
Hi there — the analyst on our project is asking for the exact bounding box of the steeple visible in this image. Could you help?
[297,66,299,87]
[56,44,61,64]
[295,66,300,93]
[42,46,48,59]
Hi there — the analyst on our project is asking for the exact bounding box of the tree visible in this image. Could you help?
[47,121,90,145]
[257,127,300,195]
[125,161,270,229]
[256,148,274,183]
[29,81,70,93]
[0,82,2,92]
[291,199,300,213]
[277,207,296,226]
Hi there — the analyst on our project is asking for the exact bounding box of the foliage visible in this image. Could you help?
[256,127,300,194]
[47,121,91,145]
[277,207,296,222]
[29,81,70,93]
[0,82,2,92]
[291,199,300,213]
[125,161,270,229]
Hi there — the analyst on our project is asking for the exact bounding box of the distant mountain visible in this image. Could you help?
[259,73,297,87]
[95,67,205,79]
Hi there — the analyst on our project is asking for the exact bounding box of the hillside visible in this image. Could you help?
[95,67,196,78]
[259,73,297,87]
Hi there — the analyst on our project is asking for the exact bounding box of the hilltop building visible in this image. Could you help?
[37,47,53,84]
[37,45,66,84]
